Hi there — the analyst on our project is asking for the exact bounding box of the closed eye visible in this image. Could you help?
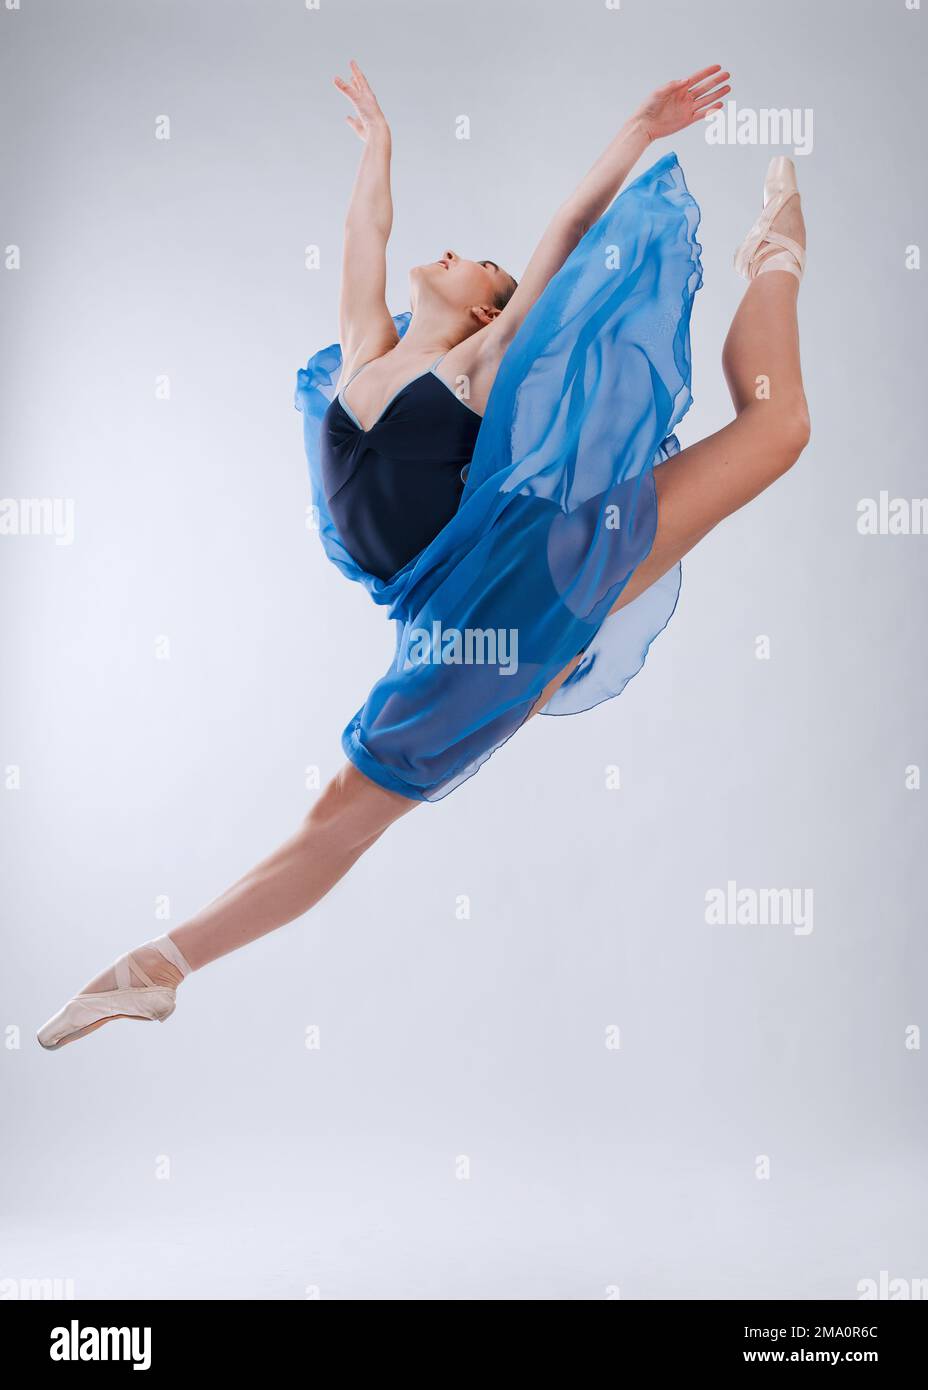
[479,259,499,272]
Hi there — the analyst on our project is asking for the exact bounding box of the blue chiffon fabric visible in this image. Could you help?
[295,153,702,801]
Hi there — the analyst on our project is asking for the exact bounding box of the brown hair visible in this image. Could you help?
[493,274,518,312]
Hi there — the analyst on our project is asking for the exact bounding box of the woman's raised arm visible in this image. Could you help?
[333,61,399,374]
[487,65,730,353]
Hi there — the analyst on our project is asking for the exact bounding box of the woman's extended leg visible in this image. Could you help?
[77,764,417,991]
[534,190,808,714]
[614,253,808,601]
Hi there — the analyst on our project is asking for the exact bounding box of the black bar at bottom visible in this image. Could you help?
[1,1297,925,1374]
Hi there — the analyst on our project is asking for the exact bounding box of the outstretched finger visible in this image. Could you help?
[690,71,729,100]
[333,74,360,104]
[690,100,725,125]
[683,63,722,89]
[694,85,730,110]
[349,60,371,92]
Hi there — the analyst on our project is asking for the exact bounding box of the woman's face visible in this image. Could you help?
[410,251,514,317]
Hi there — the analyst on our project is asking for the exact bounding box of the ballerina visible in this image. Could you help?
[38,61,808,1049]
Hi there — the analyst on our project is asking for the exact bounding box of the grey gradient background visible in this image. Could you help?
[1,0,925,1300]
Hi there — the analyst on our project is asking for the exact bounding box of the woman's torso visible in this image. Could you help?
[320,356,483,581]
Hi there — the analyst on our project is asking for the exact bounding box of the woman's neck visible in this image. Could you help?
[393,306,467,360]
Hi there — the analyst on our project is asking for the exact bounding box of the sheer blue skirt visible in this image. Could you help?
[295,153,702,800]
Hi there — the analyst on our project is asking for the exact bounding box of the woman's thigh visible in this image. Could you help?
[529,409,799,716]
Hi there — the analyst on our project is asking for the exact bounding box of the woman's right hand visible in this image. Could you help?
[633,65,731,142]
[333,60,389,142]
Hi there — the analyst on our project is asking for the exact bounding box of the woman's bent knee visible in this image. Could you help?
[785,397,811,460]
[763,397,811,481]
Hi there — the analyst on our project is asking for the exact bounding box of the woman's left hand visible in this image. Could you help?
[333,59,389,141]
[634,65,731,141]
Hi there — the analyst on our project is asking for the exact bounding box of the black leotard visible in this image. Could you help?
[320,357,481,581]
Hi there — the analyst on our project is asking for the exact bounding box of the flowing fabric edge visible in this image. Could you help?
[540,561,684,719]
[332,153,702,802]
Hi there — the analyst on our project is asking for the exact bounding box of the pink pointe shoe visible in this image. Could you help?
[734,155,806,282]
[36,934,192,1050]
